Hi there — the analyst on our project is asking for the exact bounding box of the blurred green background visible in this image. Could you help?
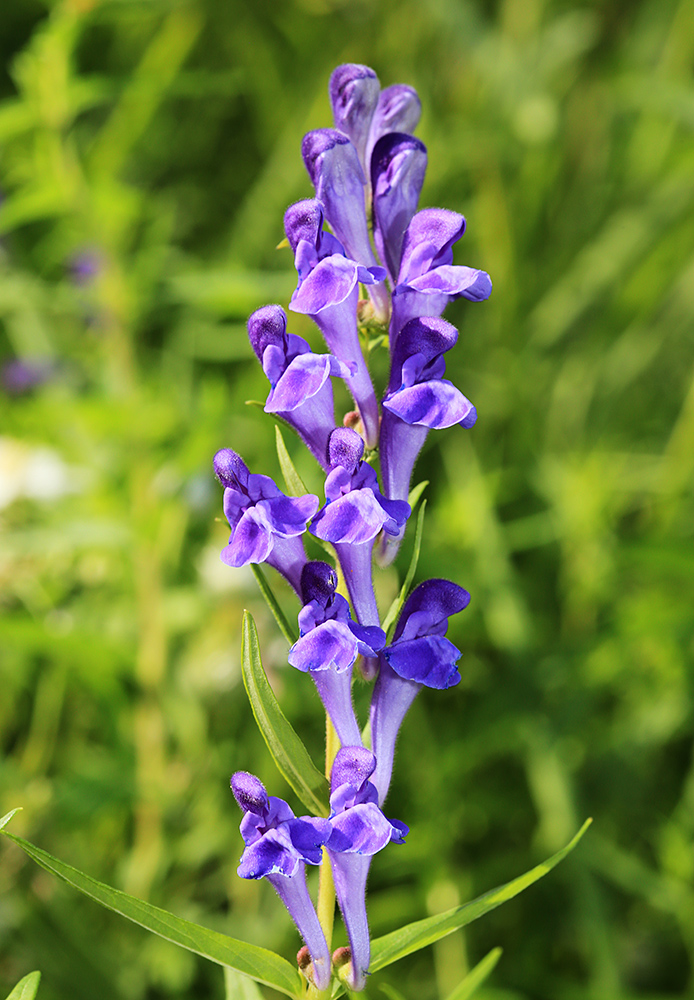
[1,0,694,997]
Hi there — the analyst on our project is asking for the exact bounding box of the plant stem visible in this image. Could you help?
[308,716,340,997]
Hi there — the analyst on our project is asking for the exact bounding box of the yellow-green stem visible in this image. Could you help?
[308,715,340,997]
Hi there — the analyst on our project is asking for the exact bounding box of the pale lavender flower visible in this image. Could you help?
[371,133,427,286]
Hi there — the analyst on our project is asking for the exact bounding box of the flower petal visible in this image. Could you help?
[383,379,477,429]
[384,634,462,688]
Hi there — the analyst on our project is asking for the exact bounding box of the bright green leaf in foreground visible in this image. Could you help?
[4,971,41,1000]
[0,830,302,998]
[241,610,329,816]
[368,820,591,974]
[443,947,503,1000]
[0,809,22,832]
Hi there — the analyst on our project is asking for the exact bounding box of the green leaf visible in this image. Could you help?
[250,564,298,645]
[275,425,309,496]
[241,610,328,816]
[0,808,22,832]
[0,831,302,998]
[381,499,427,639]
[443,947,503,1000]
[224,966,265,1000]
[4,971,41,1000]
[407,480,429,511]
[369,820,591,974]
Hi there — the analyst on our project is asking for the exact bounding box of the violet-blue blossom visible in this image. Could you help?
[369,579,471,803]
[214,448,318,595]
[247,304,353,469]
[391,208,492,350]
[230,772,332,991]
[371,132,427,286]
[288,562,385,747]
[310,428,410,626]
[325,747,408,991]
[328,64,421,185]
[379,315,476,563]
[285,199,384,448]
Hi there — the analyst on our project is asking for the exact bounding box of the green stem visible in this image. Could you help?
[308,715,340,998]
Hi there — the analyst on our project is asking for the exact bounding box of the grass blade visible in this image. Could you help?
[241,610,328,816]
[443,947,503,1000]
[275,425,310,496]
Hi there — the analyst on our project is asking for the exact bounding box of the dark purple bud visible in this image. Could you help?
[284,199,327,254]
[330,746,375,793]
[230,772,269,815]
[327,427,364,474]
[247,304,287,363]
[213,448,249,490]
[301,561,338,605]
[394,578,471,643]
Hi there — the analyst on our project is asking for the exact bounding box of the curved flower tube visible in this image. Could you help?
[301,130,390,322]
[369,579,471,803]
[391,208,492,350]
[329,64,381,172]
[371,133,427,286]
[378,316,477,564]
[325,748,408,991]
[288,562,385,746]
[213,448,318,595]
[285,199,385,447]
[230,772,332,991]
[309,429,410,626]
[248,304,354,469]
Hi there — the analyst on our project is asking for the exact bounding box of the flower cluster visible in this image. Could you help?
[216,63,489,992]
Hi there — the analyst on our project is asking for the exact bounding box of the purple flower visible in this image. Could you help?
[379,316,476,563]
[369,579,470,803]
[391,208,492,349]
[231,772,332,991]
[288,562,385,746]
[371,133,427,286]
[214,448,319,595]
[285,200,385,447]
[248,304,354,469]
[1,358,54,395]
[329,64,381,171]
[325,747,408,991]
[328,64,421,183]
[310,429,410,626]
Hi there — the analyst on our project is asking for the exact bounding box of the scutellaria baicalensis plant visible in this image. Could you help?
[216,61,491,992]
[0,61,591,1000]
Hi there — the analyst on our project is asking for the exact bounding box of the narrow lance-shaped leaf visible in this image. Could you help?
[381,499,427,639]
[443,947,503,1000]
[250,564,297,645]
[368,820,592,975]
[0,808,22,832]
[241,610,329,816]
[4,971,41,1000]
[0,830,302,999]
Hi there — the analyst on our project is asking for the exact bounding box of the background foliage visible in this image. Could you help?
[1,0,693,997]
